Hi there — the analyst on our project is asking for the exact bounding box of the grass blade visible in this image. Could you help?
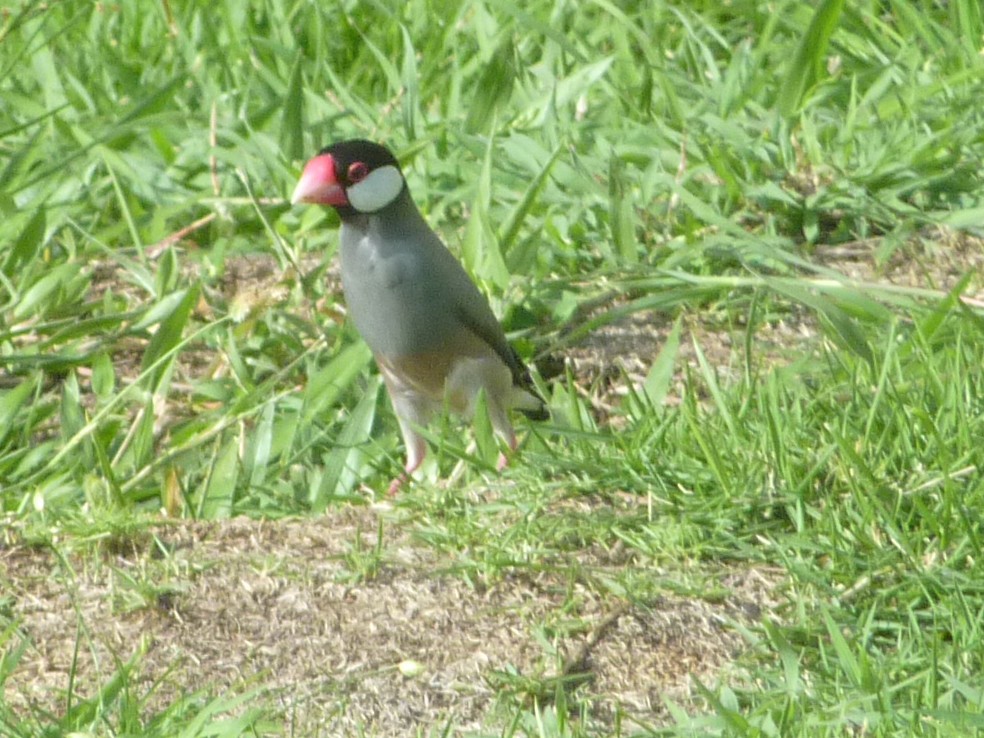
[0,377,37,448]
[779,0,846,116]
[140,285,200,393]
[199,435,240,519]
[280,55,304,162]
[312,376,379,511]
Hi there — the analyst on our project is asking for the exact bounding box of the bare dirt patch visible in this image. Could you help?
[3,510,777,735]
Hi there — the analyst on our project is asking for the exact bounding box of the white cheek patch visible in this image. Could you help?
[347,164,404,212]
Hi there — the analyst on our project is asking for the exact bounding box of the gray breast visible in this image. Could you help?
[339,226,456,358]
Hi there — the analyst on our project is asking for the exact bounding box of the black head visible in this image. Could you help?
[291,139,406,215]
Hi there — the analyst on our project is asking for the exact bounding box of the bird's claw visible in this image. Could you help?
[387,473,408,496]
[496,451,509,472]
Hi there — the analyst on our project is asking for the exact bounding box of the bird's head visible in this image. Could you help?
[291,139,406,215]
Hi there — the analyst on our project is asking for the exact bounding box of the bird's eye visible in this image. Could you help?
[347,161,369,183]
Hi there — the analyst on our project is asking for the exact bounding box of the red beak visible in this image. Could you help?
[291,153,349,206]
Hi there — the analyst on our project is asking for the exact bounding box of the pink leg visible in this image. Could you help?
[379,368,434,496]
[495,431,518,472]
[388,425,428,496]
[387,473,409,496]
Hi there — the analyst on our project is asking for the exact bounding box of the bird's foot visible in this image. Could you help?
[496,433,520,472]
[496,451,509,472]
[387,473,409,496]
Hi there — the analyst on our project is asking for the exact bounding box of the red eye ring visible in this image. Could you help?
[347,161,369,183]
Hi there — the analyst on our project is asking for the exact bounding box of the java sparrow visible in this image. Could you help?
[291,140,547,494]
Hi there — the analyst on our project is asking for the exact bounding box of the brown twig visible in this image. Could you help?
[561,603,631,676]
[146,213,217,258]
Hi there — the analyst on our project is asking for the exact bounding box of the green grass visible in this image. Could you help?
[2,0,984,735]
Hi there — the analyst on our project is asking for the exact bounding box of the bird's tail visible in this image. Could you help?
[511,386,549,421]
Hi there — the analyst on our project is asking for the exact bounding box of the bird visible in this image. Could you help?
[291,139,547,494]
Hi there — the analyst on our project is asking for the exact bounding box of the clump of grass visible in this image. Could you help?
[2,0,983,735]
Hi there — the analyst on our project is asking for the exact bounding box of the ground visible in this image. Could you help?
[3,510,777,735]
[2,229,981,735]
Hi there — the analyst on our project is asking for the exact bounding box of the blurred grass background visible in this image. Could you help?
[2,0,984,735]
